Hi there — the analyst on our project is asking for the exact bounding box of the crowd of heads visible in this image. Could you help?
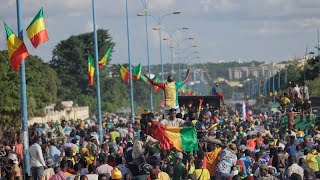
[0,96,320,180]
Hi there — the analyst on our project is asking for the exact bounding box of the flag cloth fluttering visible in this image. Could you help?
[118,64,142,83]
[4,23,29,72]
[140,75,149,84]
[98,45,113,70]
[26,8,49,48]
[242,101,246,121]
[132,63,142,80]
[88,54,95,86]
[119,64,130,84]
[152,124,198,152]
[153,76,161,92]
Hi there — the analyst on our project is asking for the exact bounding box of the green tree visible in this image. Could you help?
[49,29,115,115]
[306,76,320,96]
[0,51,60,129]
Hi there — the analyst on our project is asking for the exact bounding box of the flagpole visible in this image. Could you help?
[317,29,320,63]
[16,0,30,177]
[125,0,135,122]
[272,68,275,103]
[278,69,281,92]
[142,3,153,112]
[91,0,103,142]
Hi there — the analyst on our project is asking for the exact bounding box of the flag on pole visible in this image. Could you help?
[4,23,29,72]
[119,64,130,84]
[26,7,49,48]
[88,54,95,86]
[140,75,149,84]
[242,101,246,121]
[132,63,142,80]
[98,45,113,70]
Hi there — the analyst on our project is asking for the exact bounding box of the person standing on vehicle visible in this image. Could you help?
[211,83,225,105]
[144,69,191,113]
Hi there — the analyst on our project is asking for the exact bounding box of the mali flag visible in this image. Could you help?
[152,124,198,152]
[4,23,29,72]
[98,45,113,70]
[88,54,95,86]
[26,8,49,48]
[119,64,130,84]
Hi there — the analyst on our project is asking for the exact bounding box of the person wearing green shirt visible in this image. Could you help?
[172,152,187,180]
[109,127,120,144]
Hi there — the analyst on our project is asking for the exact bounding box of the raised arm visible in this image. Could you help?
[183,68,191,84]
[143,74,161,86]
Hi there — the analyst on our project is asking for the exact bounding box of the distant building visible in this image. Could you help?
[228,62,287,80]
[29,101,89,125]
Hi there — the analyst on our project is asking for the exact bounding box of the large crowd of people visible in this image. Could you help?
[0,72,318,180]
[0,102,319,180]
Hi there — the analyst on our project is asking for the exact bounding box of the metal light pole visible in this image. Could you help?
[318,29,320,64]
[92,0,103,143]
[177,43,196,80]
[125,0,135,121]
[159,27,164,82]
[272,69,275,102]
[139,4,153,111]
[16,0,30,176]
[149,12,181,81]
[177,44,181,80]
[162,27,190,75]
[170,39,174,73]
[268,71,271,95]
[304,44,308,82]
[183,52,199,69]
[278,70,281,92]
[285,67,288,85]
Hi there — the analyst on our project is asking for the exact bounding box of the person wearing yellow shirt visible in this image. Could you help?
[306,150,319,173]
[193,160,211,180]
[280,93,291,106]
[205,143,222,178]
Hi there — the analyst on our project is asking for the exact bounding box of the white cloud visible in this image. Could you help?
[85,21,94,32]
[148,0,174,10]
[292,18,320,28]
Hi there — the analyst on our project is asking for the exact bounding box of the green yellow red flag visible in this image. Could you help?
[4,23,29,72]
[26,8,49,48]
[98,45,113,70]
[132,63,142,80]
[88,54,95,86]
[119,64,130,84]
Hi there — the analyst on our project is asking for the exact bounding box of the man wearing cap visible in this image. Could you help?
[211,83,225,105]
[8,153,22,180]
[144,69,191,113]
[159,108,185,127]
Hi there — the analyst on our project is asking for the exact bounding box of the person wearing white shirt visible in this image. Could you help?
[86,164,99,180]
[29,137,46,180]
[95,156,113,179]
[286,155,304,179]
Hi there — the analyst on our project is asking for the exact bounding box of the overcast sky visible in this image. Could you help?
[1,0,320,66]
